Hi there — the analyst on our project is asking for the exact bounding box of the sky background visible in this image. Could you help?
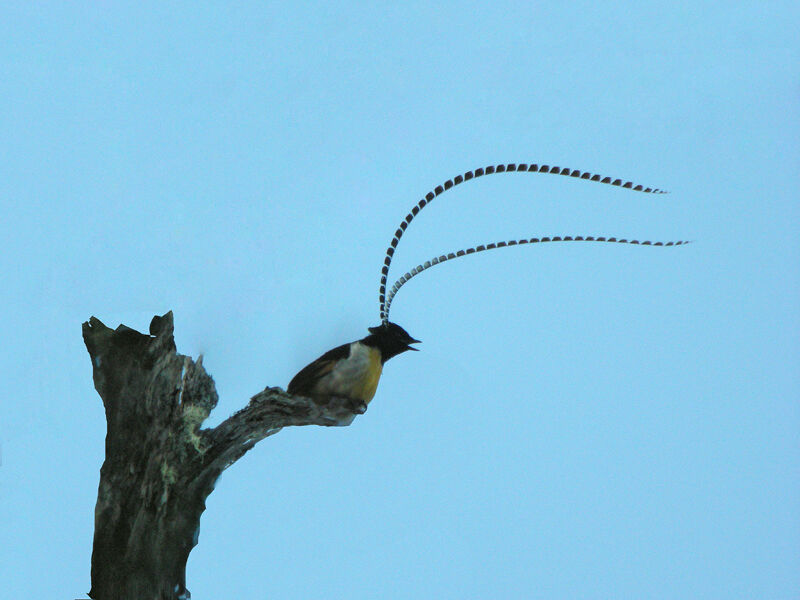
[1,2,798,599]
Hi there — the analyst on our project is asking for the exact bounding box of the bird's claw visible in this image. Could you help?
[349,399,368,415]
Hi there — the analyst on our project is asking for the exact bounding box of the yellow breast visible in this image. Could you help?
[316,343,384,403]
[353,346,383,403]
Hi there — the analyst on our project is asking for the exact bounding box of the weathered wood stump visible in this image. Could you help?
[83,312,363,600]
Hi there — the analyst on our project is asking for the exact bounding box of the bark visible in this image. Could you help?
[83,311,364,600]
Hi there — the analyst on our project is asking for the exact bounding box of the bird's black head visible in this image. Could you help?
[366,321,421,362]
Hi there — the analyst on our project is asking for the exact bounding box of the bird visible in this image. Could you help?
[287,322,420,410]
[288,162,688,407]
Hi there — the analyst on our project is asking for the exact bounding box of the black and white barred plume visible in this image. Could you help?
[382,236,689,321]
[379,162,672,323]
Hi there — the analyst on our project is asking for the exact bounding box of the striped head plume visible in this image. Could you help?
[378,163,688,323]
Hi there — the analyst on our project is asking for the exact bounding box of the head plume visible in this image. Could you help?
[382,235,689,322]
[378,162,682,323]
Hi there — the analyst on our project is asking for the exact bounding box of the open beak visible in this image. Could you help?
[406,338,421,351]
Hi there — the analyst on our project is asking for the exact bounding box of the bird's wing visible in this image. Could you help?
[287,342,352,396]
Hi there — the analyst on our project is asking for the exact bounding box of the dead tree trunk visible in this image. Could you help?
[83,312,364,600]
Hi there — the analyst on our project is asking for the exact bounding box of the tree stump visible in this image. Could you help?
[83,311,364,600]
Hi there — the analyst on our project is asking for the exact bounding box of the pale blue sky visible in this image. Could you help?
[1,3,798,599]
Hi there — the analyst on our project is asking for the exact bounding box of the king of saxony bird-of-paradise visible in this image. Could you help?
[287,162,688,411]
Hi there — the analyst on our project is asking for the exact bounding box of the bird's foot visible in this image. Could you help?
[348,399,368,415]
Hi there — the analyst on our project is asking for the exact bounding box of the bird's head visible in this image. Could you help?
[367,321,421,362]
